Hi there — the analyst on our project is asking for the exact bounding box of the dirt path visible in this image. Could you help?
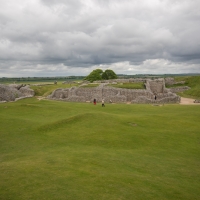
[37,96,46,100]
[180,97,199,105]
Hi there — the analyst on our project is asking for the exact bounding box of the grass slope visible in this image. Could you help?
[30,82,78,96]
[0,98,200,200]
[174,76,200,99]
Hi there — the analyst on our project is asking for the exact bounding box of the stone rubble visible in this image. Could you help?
[194,99,200,103]
[0,84,35,102]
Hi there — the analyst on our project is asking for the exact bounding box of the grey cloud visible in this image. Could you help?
[0,0,200,77]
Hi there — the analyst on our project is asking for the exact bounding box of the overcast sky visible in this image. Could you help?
[0,0,200,77]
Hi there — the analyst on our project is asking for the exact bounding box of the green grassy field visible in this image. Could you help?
[0,98,200,200]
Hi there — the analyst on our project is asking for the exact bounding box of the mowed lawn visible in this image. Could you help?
[0,98,200,200]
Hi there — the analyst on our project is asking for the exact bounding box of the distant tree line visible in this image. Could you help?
[0,76,85,83]
[1,73,198,84]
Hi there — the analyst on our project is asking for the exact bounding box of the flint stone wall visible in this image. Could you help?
[165,77,185,85]
[165,77,175,85]
[169,86,190,93]
[146,79,167,94]
[0,84,34,102]
[48,79,180,104]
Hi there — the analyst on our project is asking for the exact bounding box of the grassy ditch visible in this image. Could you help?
[0,98,200,200]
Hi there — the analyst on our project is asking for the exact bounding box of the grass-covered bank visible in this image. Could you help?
[174,76,200,99]
[0,98,200,200]
[30,82,79,96]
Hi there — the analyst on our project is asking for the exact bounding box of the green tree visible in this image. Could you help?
[85,69,118,82]
[102,69,117,80]
[84,69,103,82]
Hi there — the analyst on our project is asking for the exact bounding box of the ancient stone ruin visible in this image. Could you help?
[165,77,186,86]
[0,84,35,102]
[48,78,180,104]
[164,77,190,93]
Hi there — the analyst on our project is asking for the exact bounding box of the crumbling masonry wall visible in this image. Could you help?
[0,84,35,102]
[48,78,180,104]
[146,79,166,94]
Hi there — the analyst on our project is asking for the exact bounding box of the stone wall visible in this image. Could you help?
[0,84,34,102]
[19,86,35,96]
[169,86,190,93]
[145,79,167,94]
[165,77,185,86]
[48,78,180,104]
[165,77,175,85]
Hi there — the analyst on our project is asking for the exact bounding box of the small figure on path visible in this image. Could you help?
[102,99,105,107]
[93,98,96,105]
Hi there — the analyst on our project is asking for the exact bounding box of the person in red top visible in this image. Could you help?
[93,98,96,105]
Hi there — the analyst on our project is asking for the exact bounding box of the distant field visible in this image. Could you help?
[0,98,200,200]
[0,77,84,84]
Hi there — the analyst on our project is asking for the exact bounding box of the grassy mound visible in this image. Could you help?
[0,98,200,200]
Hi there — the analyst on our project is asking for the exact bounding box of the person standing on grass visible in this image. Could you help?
[102,99,105,107]
[93,98,96,105]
